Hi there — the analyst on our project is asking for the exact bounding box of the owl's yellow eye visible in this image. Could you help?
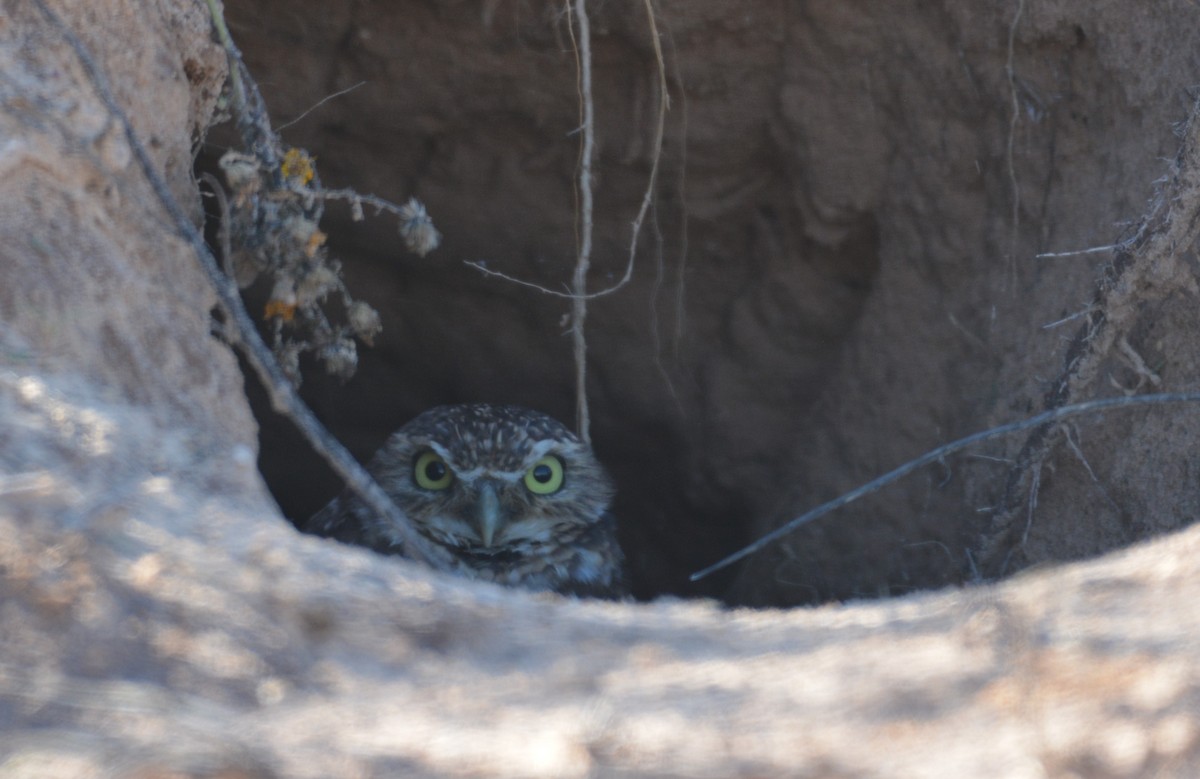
[523,455,564,495]
[414,451,453,490]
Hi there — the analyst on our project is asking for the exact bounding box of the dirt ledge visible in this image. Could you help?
[3,1,1200,776]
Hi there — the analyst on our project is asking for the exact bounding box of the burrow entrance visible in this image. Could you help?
[212,0,1200,607]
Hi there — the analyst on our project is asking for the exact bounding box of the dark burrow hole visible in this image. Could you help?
[198,140,895,607]
[204,0,1200,609]
[198,0,950,609]
[216,198,886,605]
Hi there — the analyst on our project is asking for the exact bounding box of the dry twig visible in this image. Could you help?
[30,0,455,573]
[691,391,1200,582]
[568,0,596,441]
[465,0,670,442]
[979,89,1200,573]
[1004,0,1025,288]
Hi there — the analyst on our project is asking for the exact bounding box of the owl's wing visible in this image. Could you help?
[554,511,629,600]
[556,575,629,600]
[302,491,405,556]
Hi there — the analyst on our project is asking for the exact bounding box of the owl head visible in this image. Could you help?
[369,404,615,556]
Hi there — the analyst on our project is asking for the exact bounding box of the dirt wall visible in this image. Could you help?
[5,0,1200,775]
[219,0,1200,604]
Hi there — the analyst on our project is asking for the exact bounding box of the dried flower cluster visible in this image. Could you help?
[216,147,438,385]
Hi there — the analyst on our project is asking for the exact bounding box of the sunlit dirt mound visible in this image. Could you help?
[6,1,1200,775]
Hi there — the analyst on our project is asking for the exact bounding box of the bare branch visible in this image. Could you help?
[1035,244,1119,259]
[277,81,367,132]
[690,391,1200,582]
[462,0,669,307]
[32,0,455,573]
[568,0,596,441]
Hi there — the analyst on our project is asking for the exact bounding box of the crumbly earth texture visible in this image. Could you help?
[4,0,1200,776]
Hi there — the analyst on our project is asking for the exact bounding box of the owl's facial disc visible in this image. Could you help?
[403,432,592,551]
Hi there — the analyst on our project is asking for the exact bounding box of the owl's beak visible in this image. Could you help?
[476,480,503,547]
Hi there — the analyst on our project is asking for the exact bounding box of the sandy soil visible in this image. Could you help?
[4,0,1200,775]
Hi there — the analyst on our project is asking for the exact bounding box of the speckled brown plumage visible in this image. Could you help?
[304,404,626,598]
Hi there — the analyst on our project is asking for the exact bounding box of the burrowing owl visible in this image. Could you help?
[305,404,626,598]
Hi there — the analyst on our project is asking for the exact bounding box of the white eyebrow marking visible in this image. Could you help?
[525,439,560,461]
[431,438,566,485]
